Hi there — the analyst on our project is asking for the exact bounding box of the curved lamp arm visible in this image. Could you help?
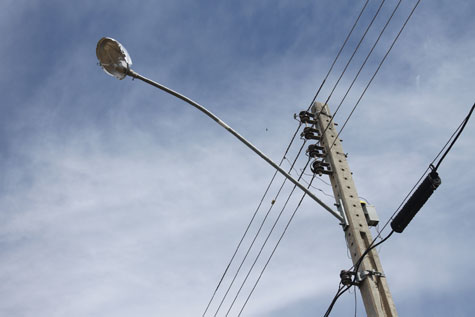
[96,37,342,222]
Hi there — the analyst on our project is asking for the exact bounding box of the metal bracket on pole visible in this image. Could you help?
[356,270,386,284]
[340,269,385,286]
[335,199,349,230]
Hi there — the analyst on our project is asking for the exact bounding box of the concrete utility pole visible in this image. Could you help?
[312,102,397,316]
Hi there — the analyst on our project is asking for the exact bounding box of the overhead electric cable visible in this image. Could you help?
[320,0,387,118]
[348,101,473,289]
[236,173,318,316]
[365,101,474,246]
[433,102,475,171]
[321,0,401,139]
[202,122,302,317]
[225,161,313,316]
[353,230,395,276]
[305,0,371,113]
[323,283,352,317]
[212,143,308,316]
[329,0,422,150]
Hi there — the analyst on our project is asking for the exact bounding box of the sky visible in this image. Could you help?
[1,0,474,316]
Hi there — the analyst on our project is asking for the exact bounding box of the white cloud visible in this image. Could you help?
[1,1,474,316]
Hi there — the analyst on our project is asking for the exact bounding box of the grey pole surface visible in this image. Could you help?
[126,69,342,221]
[314,102,397,316]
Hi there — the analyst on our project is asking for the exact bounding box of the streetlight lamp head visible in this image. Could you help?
[96,37,132,80]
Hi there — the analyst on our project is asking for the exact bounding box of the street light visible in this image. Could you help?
[96,37,341,221]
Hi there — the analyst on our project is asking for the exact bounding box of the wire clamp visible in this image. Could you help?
[340,269,385,286]
[356,270,385,284]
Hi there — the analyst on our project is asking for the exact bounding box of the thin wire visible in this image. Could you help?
[237,173,318,316]
[302,169,332,186]
[329,0,422,151]
[348,102,474,281]
[433,102,475,171]
[225,160,312,316]
[353,230,395,276]
[368,102,473,246]
[326,5,474,315]
[310,184,335,198]
[305,0,371,113]
[212,142,307,316]
[202,125,302,316]
[327,232,394,317]
[320,0,387,128]
[359,196,371,204]
[323,0,402,144]
[324,284,352,317]
[430,120,466,167]
[354,286,357,317]
[323,283,343,317]
[284,157,334,197]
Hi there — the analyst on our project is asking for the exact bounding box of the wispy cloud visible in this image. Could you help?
[1,0,474,316]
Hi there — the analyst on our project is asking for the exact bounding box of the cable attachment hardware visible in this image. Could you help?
[301,127,321,140]
[311,159,332,176]
[298,110,318,125]
[356,270,385,284]
[340,270,357,286]
[307,144,326,158]
[340,269,385,286]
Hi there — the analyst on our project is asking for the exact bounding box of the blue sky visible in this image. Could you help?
[1,0,474,316]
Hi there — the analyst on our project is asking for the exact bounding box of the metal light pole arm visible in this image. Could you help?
[127,69,342,221]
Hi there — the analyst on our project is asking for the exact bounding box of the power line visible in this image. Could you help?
[320,0,387,123]
[323,283,352,317]
[369,101,474,246]
[353,230,395,277]
[433,102,475,171]
[237,174,318,316]
[202,133,300,316]
[211,142,307,316]
[329,0,422,150]
[305,0,371,113]
[322,0,401,141]
[224,160,312,316]
[329,101,474,314]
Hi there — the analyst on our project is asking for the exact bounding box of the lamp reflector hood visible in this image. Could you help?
[96,37,132,80]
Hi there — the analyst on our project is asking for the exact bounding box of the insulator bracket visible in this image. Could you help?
[307,144,326,158]
[311,159,332,176]
[298,110,317,125]
[301,127,321,140]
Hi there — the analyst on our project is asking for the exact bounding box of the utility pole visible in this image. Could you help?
[311,102,397,316]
